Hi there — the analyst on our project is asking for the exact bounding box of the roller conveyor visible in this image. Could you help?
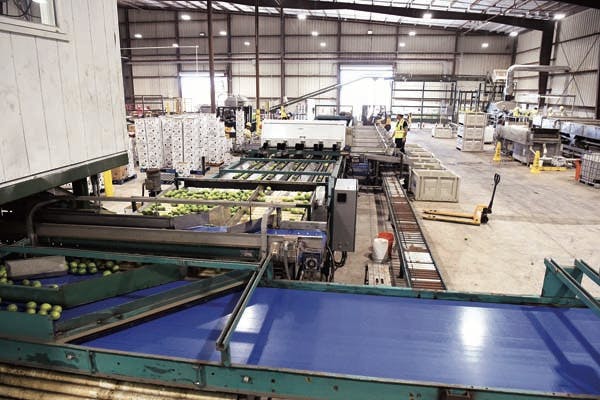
[79,287,600,397]
[383,176,445,290]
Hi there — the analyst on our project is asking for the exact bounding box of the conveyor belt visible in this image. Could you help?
[79,287,600,396]
[383,176,445,290]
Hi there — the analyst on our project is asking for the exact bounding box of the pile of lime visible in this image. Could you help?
[67,259,120,277]
[19,279,59,289]
[1,299,63,320]
[0,265,13,285]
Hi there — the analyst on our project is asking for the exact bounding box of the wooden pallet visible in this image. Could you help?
[112,174,137,185]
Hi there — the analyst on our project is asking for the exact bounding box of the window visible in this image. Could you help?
[1,0,56,27]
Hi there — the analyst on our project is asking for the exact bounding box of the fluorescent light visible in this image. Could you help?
[199,32,206,36]
[311,31,319,36]
[423,12,432,19]
[320,42,326,47]
[172,43,179,48]
[408,31,416,36]
[244,41,250,46]
[181,14,191,21]
[481,42,489,48]
[219,30,227,36]
[134,33,142,39]
[297,14,307,20]
[509,31,518,37]
[553,13,565,20]
[398,42,406,47]
[32,0,47,3]
[367,29,373,35]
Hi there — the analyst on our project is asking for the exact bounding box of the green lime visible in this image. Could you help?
[26,308,36,315]
[50,311,61,320]
[22,279,30,286]
[38,309,48,316]
[7,304,18,312]
[40,303,52,312]
[26,301,37,309]
[106,261,115,268]
[69,261,78,268]
[102,270,112,277]
[89,268,98,274]
[32,280,42,288]
[51,305,62,313]
[112,265,120,272]
[78,269,87,275]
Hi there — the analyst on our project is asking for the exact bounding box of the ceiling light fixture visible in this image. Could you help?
[509,31,518,37]
[297,14,307,20]
[172,43,179,48]
[320,42,326,47]
[481,42,489,48]
[311,31,319,36]
[181,14,191,21]
[367,29,373,35]
[398,42,406,47]
[408,31,416,36]
[423,12,432,19]
[244,41,250,46]
[134,33,142,39]
[553,13,565,20]
[199,32,206,36]
[219,30,227,36]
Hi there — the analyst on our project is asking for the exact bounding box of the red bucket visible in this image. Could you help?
[377,232,394,256]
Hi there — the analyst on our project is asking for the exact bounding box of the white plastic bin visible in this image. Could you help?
[410,169,460,202]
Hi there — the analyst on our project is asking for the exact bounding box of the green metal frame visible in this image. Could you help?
[0,255,597,399]
[0,243,259,272]
[0,152,128,206]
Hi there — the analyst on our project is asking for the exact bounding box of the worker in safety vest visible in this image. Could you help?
[242,122,253,143]
[280,106,288,120]
[394,114,408,153]
[512,107,521,118]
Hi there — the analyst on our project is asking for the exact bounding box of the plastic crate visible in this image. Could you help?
[410,169,460,202]
[432,125,453,139]
[581,153,600,182]
[456,137,484,152]
[458,112,487,127]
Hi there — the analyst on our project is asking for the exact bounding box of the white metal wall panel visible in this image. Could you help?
[516,30,542,53]
[285,77,337,98]
[397,35,454,53]
[259,16,280,35]
[514,76,539,91]
[514,48,540,66]
[133,77,179,97]
[340,36,395,53]
[557,9,600,41]
[341,22,396,35]
[548,73,597,108]
[285,19,337,35]
[130,9,174,22]
[455,54,511,75]
[178,20,208,37]
[554,36,599,72]
[396,61,449,75]
[232,62,280,75]
[457,36,512,53]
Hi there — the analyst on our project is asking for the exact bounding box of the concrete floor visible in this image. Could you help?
[108,131,600,297]
[407,127,600,296]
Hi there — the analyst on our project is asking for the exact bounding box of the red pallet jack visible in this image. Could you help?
[423,173,501,226]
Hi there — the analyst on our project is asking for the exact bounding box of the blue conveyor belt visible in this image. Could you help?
[80,288,600,396]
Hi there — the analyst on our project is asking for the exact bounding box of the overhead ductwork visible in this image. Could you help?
[504,64,571,100]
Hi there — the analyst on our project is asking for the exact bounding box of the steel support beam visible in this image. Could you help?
[207,0,217,113]
[538,23,555,108]
[224,0,549,31]
[226,14,233,94]
[255,0,260,110]
[280,7,285,104]
[175,11,183,99]
[596,43,600,119]
[544,259,600,318]
[122,9,135,103]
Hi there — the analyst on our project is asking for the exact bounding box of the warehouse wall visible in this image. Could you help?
[120,8,514,111]
[0,0,127,184]
[514,9,600,117]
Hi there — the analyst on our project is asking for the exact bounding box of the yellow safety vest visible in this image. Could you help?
[394,119,406,139]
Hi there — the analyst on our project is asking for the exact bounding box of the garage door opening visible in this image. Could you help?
[339,65,393,125]
[180,73,228,112]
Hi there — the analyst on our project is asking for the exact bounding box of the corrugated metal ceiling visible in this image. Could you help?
[118,0,587,34]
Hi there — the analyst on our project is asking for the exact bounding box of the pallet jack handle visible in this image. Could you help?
[481,173,501,223]
[485,173,501,214]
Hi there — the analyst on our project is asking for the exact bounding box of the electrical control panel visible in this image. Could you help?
[331,179,358,252]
